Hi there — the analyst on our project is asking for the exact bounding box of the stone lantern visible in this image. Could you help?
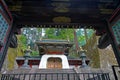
[21,49,32,68]
[80,51,88,68]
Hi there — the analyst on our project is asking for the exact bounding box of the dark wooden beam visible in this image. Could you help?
[15,21,106,29]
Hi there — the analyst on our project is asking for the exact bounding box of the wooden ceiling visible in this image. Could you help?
[4,0,120,35]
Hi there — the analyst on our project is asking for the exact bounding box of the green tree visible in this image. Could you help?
[19,35,27,50]
[44,28,74,41]
[31,50,39,56]
[77,29,94,46]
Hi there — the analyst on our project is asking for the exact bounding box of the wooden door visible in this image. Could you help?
[47,58,62,69]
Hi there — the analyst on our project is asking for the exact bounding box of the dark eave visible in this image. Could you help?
[4,0,120,35]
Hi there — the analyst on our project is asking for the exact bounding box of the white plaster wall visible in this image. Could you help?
[39,54,70,69]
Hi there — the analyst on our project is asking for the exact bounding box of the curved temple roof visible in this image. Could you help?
[36,39,73,55]
[36,39,73,46]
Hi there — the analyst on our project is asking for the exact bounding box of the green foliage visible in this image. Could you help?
[77,29,94,46]
[18,35,27,50]
[20,35,27,44]
[44,28,56,38]
[30,50,39,56]
[17,35,27,51]
[68,52,79,58]
[78,35,86,46]
[44,28,74,41]
[37,28,42,32]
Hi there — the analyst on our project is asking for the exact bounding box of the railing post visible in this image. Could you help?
[34,73,36,80]
[62,73,63,80]
[1,74,4,80]
[97,73,101,80]
[105,73,111,80]
[67,73,69,80]
[45,73,47,80]
[39,74,41,80]
[112,65,118,80]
